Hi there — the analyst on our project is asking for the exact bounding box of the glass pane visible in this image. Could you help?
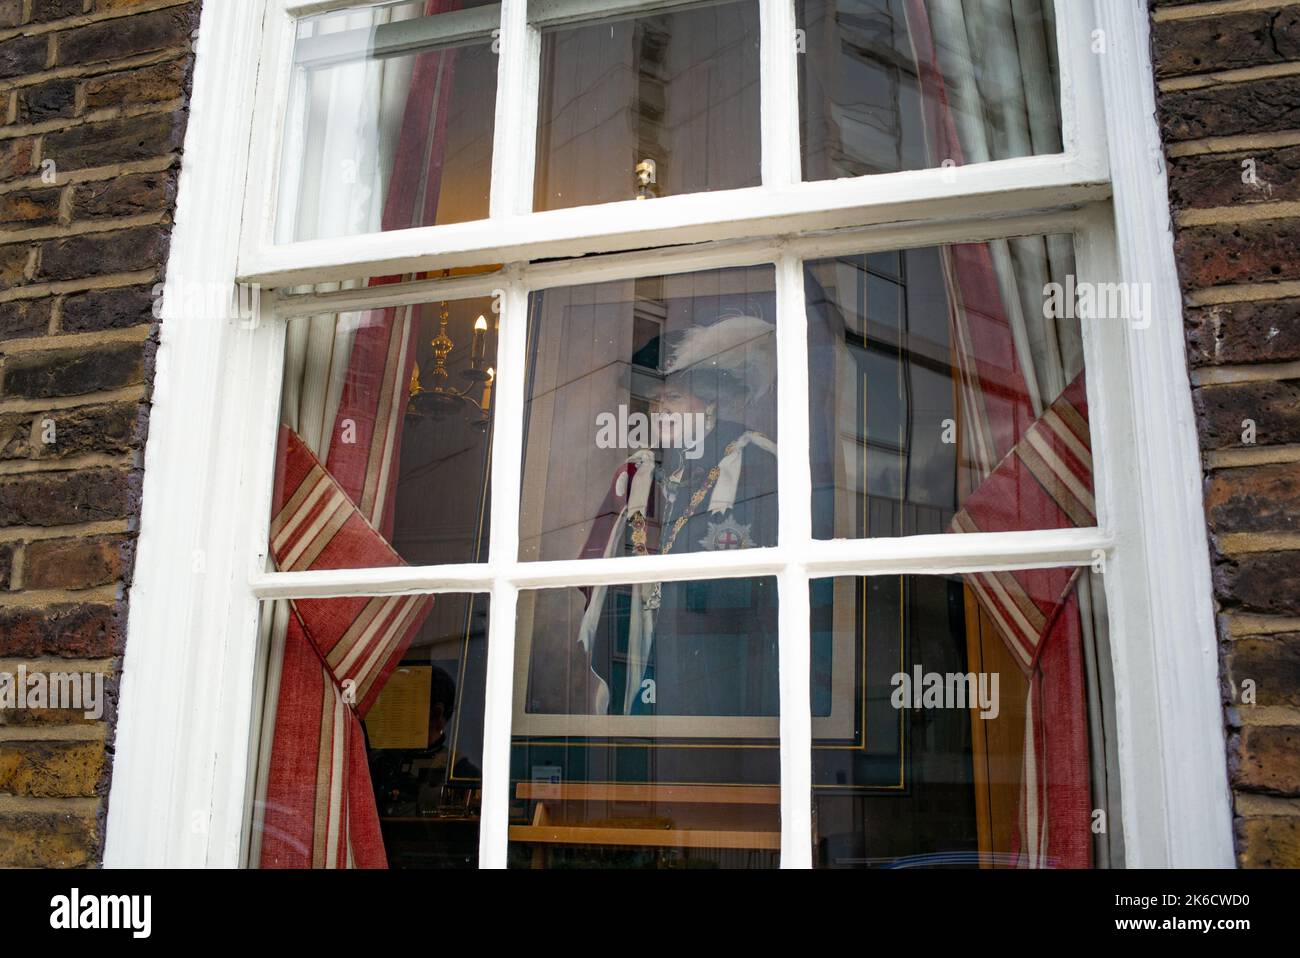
[510,576,780,868]
[248,593,488,868]
[810,570,1122,868]
[797,0,1062,181]
[277,1,499,242]
[519,267,778,562]
[533,0,761,211]
[270,289,497,570]
[806,235,1093,539]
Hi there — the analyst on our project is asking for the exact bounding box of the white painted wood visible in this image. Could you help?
[489,0,539,219]
[1091,0,1233,868]
[104,0,271,868]
[479,579,519,868]
[272,207,1086,316]
[774,253,812,866]
[239,0,297,278]
[759,0,799,187]
[293,4,501,68]
[239,155,1109,286]
[1055,0,1109,183]
[250,527,1113,599]
[1073,202,1167,869]
[478,278,530,868]
[531,0,726,28]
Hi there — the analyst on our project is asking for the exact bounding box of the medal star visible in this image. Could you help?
[699,517,753,551]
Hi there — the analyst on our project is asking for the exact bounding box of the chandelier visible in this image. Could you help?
[407,295,494,432]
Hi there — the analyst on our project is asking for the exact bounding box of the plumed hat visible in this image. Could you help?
[662,314,776,405]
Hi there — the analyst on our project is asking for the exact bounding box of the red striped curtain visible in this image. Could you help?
[258,0,461,869]
[906,0,1094,868]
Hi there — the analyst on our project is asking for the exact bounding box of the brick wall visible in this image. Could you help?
[1152,0,1300,868]
[0,0,198,867]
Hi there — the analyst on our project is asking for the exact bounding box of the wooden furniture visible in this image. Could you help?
[509,782,781,865]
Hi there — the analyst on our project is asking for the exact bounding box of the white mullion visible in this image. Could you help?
[272,271,506,317]
[292,4,502,67]
[478,580,519,868]
[489,0,541,219]
[271,206,1087,315]
[775,252,813,867]
[760,0,800,186]
[799,526,1111,576]
[240,155,1108,287]
[531,0,721,28]
[238,0,297,281]
[1055,0,1109,182]
[249,526,1113,599]
[250,563,496,599]
[777,567,811,866]
[479,278,530,868]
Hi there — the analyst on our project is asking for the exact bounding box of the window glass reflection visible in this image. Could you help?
[510,576,780,868]
[806,235,1091,539]
[519,267,778,562]
[533,0,761,210]
[272,291,497,571]
[797,0,1062,181]
[249,593,488,869]
[810,571,1122,868]
[278,0,499,242]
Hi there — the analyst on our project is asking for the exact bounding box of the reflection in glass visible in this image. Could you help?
[810,571,1121,868]
[249,593,488,869]
[797,0,1062,181]
[519,266,777,563]
[278,0,499,242]
[533,0,761,210]
[510,577,780,868]
[806,234,1091,539]
[271,293,497,570]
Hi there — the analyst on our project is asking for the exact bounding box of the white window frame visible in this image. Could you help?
[104,0,1234,868]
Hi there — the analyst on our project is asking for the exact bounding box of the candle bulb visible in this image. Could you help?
[471,314,487,365]
[481,367,494,414]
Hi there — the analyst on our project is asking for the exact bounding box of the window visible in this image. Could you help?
[104,0,1235,869]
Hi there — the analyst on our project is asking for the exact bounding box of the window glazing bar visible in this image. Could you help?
[479,277,530,868]
[249,527,1114,599]
[292,4,501,68]
[775,252,813,867]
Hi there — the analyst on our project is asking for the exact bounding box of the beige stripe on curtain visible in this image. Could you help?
[922,0,1123,867]
[244,3,424,868]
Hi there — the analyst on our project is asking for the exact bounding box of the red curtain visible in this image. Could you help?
[258,0,462,868]
[905,0,1094,868]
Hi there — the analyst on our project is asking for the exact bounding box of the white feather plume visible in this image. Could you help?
[662,314,776,402]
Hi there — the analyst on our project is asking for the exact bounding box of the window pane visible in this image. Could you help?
[248,593,488,868]
[270,289,497,570]
[277,1,499,243]
[510,576,780,868]
[806,235,1093,539]
[797,0,1061,181]
[810,570,1122,868]
[519,267,778,562]
[533,0,761,211]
